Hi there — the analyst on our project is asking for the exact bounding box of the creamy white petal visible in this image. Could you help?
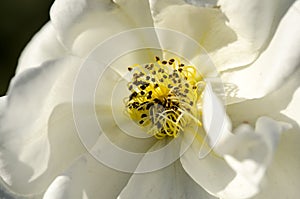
[202,83,233,156]
[181,116,290,199]
[16,22,67,74]
[118,140,216,199]
[218,0,295,53]
[149,0,240,70]
[43,153,131,199]
[0,103,86,196]
[202,80,290,198]
[149,0,293,71]
[87,104,156,173]
[219,117,290,199]
[180,129,236,198]
[282,87,300,125]
[226,69,300,198]
[0,57,85,195]
[252,128,300,199]
[222,0,300,101]
[50,0,153,56]
[254,76,300,198]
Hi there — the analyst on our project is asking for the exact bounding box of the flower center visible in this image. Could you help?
[125,56,205,139]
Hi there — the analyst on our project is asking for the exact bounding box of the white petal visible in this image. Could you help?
[225,66,300,198]
[180,129,237,198]
[181,116,290,199]
[149,1,240,70]
[0,57,85,195]
[252,128,300,198]
[118,160,216,199]
[219,117,290,199]
[281,86,300,125]
[251,79,300,198]
[202,83,233,156]
[50,0,153,56]
[0,103,87,196]
[149,0,293,71]
[16,22,67,74]
[218,0,295,52]
[222,1,300,101]
[43,153,131,199]
[86,104,156,173]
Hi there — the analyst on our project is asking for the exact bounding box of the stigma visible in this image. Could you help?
[124,56,205,139]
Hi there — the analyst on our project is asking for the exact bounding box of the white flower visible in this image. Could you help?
[1,0,300,199]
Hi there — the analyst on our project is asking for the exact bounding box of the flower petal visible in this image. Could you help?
[0,103,87,196]
[181,116,290,199]
[16,22,67,74]
[202,80,290,198]
[149,0,294,71]
[252,129,300,199]
[220,117,290,199]
[180,129,236,198]
[43,153,131,199]
[218,0,295,54]
[222,0,300,101]
[253,80,300,198]
[118,145,216,199]
[202,83,233,156]
[50,0,153,56]
[226,67,300,198]
[149,0,241,70]
[0,57,85,195]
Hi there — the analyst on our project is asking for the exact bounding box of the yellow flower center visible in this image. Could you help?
[125,56,205,139]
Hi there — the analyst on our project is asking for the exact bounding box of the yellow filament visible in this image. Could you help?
[125,56,205,139]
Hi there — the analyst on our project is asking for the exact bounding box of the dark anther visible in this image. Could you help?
[146,102,154,110]
[147,91,153,99]
[193,86,197,89]
[178,68,183,72]
[139,120,144,124]
[154,98,161,104]
[179,63,184,67]
[169,59,175,65]
[156,122,162,129]
[162,60,167,65]
[140,91,145,95]
[128,67,133,71]
[140,84,147,90]
[154,83,159,88]
[129,92,137,100]
[141,114,147,118]
[132,102,140,108]
[155,56,160,61]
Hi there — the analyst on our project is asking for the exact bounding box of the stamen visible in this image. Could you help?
[124,56,205,139]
